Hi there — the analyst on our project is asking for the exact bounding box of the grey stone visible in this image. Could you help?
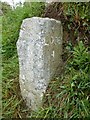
[17,17,63,111]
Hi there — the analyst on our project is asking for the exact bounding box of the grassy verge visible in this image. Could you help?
[2,55,32,118]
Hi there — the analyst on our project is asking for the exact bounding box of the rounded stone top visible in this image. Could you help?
[23,17,61,24]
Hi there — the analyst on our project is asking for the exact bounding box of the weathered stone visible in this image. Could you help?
[17,17,63,111]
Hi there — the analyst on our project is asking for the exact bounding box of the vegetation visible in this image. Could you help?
[1,2,12,14]
[44,2,90,48]
[2,1,90,119]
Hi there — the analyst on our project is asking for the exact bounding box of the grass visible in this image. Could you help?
[2,55,28,118]
[0,16,2,119]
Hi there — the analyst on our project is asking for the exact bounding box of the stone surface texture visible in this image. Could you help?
[17,17,63,111]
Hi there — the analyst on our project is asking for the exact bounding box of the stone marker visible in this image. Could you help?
[17,17,63,111]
